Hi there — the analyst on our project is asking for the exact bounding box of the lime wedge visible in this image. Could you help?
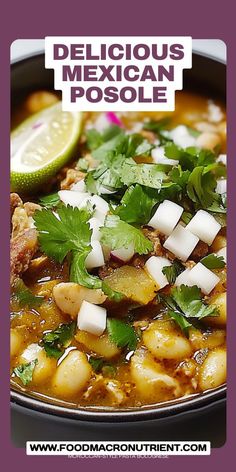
[11,102,83,193]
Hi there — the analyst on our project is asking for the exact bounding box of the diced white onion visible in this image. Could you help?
[90,195,109,214]
[99,186,116,195]
[216,179,227,195]
[217,247,226,263]
[152,147,179,166]
[217,154,227,166]
[148,200,183,235]
[208,102,224,123]
[58,190,89,208]
[188,262,220,295]
[145,256,172,289]
[111,244,135,262]
[93,113,110,132]
[85,241,105,269]
[186,210,221,246]
[70,179,86,193]
[20,343,42,362]
[163,224,199,262]
[169,125,196,148]
[77,300,107,336]
[175,268,195,287]
[88,217,103,241]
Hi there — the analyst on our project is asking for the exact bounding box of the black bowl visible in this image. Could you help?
[11,51,226,425]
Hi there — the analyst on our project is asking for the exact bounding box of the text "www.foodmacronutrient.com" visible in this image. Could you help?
[26,441,210,456]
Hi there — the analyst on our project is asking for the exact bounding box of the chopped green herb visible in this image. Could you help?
[89,357,104,372]
[13,280,44,308]
[102,282,124,302]
[13,359,38,386]
[187,166,219,209]
[160,284,219,335]
[76,158,89,171]
[39,192,60,209]
[181,211,193,225]
[120,159,167,189]
[89,356,117,376]
[34,205,104,289]
[171,285,219,319]
[86,125,122,152]
[100,215,153,255]
[115,184,158,224]
[162,260,185,284]
[200,253,226,269]
[164,143,216,171]
[168,166,191,189]
[41,321,76,359]
[107,318,138,350]
[168,311,192,335]
[70,251,102,289]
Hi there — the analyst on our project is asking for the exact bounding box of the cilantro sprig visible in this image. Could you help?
[13,280,44,308]
[89,356,117,376]
[13,359,38,386]
[41,322,76,359]
[34,206,102,289]
[200,253,226,269]
[162,260,185,285]
[107,318,138,350]
[160,284,219,334]
[39,192,60,209]
[100,215,153,255]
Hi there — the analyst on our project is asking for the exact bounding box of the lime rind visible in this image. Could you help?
[11,102,83,193]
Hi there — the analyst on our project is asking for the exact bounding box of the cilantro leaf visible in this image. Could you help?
[187,166,219,209]
[70,251,102,289]
[162,260,185,284]
[86,125,122,152]
[115,184,158,224]
[200,253,226,269]
[41,322,76,359]
[13,280,44,308]
[89,357,104,372]
[102,282,124,302]
[171,285,219,319]
[89,356,117,376]
[107,318,138,350]
[86,129,154,193]
[168,166,190,189]
[92,133,127,161]
[93,153,126,189]
[120,159,166,189]
[34,206,104,290]
[39,192,60,209]
[13,359,38,386]
[160,285,219,335]
[100,215,153,255]
[34,206,92,263]
[164,143,215,171]
[181,211,193,225]
[126,134,153,157]
[76,158,89,171]
[168,311,192,335]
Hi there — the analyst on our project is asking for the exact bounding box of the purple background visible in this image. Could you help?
[2,0,235,469]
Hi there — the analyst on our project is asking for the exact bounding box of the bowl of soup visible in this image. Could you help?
[10,51,226,423]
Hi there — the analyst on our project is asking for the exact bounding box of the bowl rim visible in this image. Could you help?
[10,50,226,422]
[11,385,226,423]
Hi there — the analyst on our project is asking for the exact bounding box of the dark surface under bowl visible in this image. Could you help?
[11,51,226,439]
